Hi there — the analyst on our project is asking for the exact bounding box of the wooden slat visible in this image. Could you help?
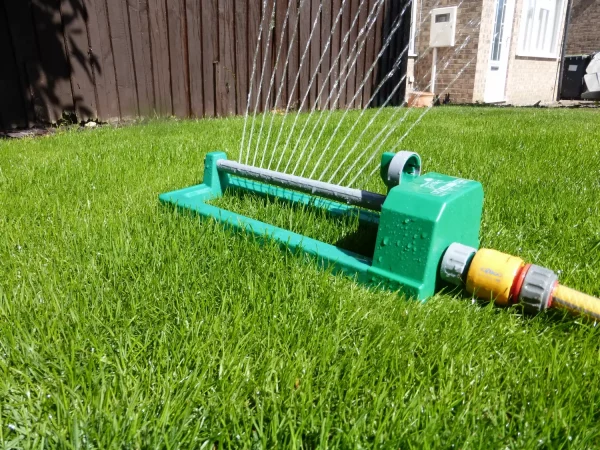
[60,0,97,121]
[273,0,290,111]
[371,0,385,107]
[338,0,352,108]
[186,0,204,117]
[30,0,74,123]
[388,0,409,106]
[83,0,120,120]
[0,2,27,129]
[234,0,248,115]
[168,0,190,117]
[286,0,299,111]
[353,0,369,108]
[246,0,262,115]
[318,0,331,110]
[148,0,171,116]
[201,0,217,116]
[297,0,311,112]
[345,0,360,109]
[308,0,320,110]
[362,0,377,107]
[388,0,401,105]
[128,0,155,117]
[379,0,393,104]
[217,0,236,116]
[329,0,342,110]
[397,0,412,105]
[260,0,275,113]
[105,0,138,118]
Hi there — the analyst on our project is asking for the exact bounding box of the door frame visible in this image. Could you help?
[484,0,516,103]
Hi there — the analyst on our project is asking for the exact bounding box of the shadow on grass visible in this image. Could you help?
[209,188,381,259]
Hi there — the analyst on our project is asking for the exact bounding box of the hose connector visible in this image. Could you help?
[441,244,600,321]
[440,243,477,286]
[518,265,558,314]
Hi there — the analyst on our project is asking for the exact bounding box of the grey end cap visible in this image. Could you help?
[518,265,558,314]
[440,243,477,286]
[386,151,422,187]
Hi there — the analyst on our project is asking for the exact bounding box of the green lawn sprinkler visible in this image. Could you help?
[159,151,483,300]
[160,151,600,319]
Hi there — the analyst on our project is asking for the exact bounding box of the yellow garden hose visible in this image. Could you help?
[441,244,600,320]
[551,284,600,321]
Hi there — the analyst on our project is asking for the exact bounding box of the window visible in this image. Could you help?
[409,0,419,56]
[490,0,508,62]
[517,0,564,58]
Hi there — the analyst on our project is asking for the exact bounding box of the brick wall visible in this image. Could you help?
[565,0,600,55]
[412,0,483,103]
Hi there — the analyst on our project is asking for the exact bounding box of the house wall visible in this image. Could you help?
[504,57,564,104]
[503,0,568,104]
[406,55,416,96]
[411,0,483,103]
[565,0,600,55]
[409,0,570,104]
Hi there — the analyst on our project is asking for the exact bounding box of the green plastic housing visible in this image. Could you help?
[159,151,484,300]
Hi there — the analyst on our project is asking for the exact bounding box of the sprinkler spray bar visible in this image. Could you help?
[216,159,386,211]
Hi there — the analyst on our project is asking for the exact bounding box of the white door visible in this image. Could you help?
[484,0,516,103]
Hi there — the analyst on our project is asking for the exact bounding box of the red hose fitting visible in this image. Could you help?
[510,263,531,304]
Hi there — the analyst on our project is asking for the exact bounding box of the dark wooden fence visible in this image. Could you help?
[0,0,410,130]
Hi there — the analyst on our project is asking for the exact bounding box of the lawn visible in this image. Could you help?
[1,106,600,448]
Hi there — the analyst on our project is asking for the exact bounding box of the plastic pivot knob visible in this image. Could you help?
[440,243,477,286]
[385,151,422,188]
[518,264,558,314]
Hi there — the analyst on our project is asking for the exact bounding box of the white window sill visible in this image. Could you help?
[408,52,418,58]
[515,51,559,60]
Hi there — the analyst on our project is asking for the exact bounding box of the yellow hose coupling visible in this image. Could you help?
[465,249,524,306]
[441,244,600,319]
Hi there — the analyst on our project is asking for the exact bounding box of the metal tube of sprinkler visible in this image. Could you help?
[216,159,387,211]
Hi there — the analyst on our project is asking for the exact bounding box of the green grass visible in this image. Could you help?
[1,107,600,448]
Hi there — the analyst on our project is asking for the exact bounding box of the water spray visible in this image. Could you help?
[160,151,600,321]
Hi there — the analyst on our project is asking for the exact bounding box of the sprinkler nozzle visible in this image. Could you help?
[380,151,422,189]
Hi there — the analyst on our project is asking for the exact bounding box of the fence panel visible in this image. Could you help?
[1,0,410,130]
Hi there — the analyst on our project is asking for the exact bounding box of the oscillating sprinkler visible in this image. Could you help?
[159,151,600,320]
